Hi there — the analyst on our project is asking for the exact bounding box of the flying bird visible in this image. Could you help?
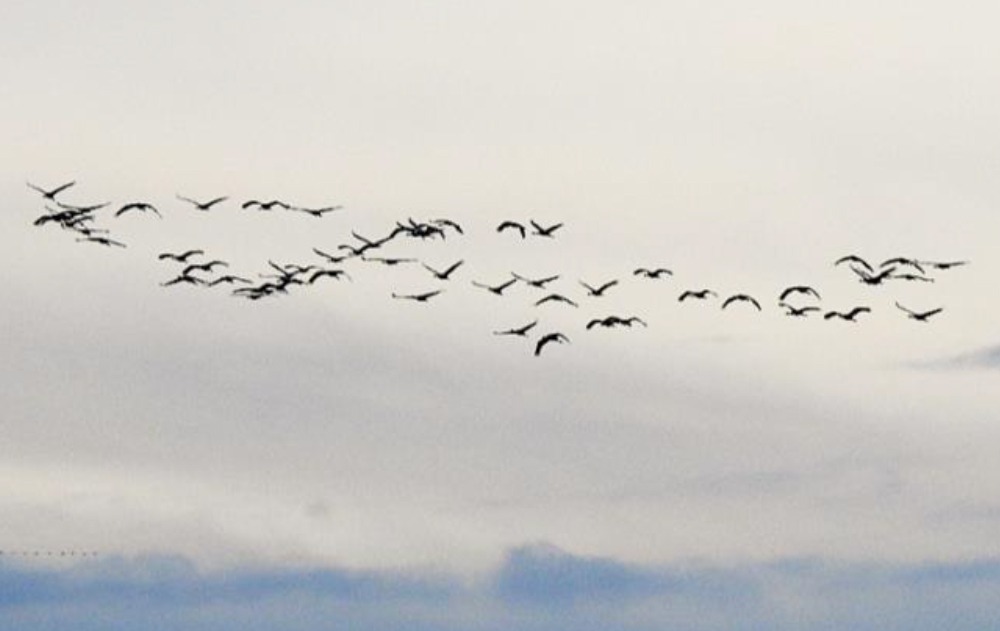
[27,180,75,200]
[535,293,578,308]
[535,332,570,356]
[678,289,716,302]
[362,256,416,267]
[312,248,350,264]
[115,202,161,218]
[207,275,252,286]
[895,302,943,322]
[511,272,560,289]
[176,194,228,211]
[530,220,563,238]
[779,303,821,317]
[919,260,970,270]
[497,221,527,238]
[282,263,322,275]
[260,259,322,282]
[183,260,228,275]
[292,205,343,218]
[57,201,110,213]
[161,273,205,287]
[835,255,873,273]
[70,224,109,237]
[472,278,518,296]
[494,320,539,337]
[431,218,464,235]
[586,315,647,330]
[851,265,896,286]
[241,199,291,211]
[158,249,204,262]
[579,279,619,297]
[393,219,445,240]
[339,231,393,256]
[634,267,673,279]
[33,206,94,228]
[824,307,871,322]
[307,269,351,284]
[778,286,821,302]
[891,272,934,283]
[422,260,464,280]
[721,294,762,311]
[392,290,443,303]
[880,257,924,275]
[76,235,126,248]
[233,283,284,300]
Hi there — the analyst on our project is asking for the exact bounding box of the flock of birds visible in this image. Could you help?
[27,180,969,356]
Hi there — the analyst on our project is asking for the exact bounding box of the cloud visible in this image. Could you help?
[4,545,1000,631]
[913,344,1000,370]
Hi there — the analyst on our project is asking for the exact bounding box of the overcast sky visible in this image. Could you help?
[3,1,1000,627]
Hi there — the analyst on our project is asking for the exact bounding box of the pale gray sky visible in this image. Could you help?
[2,0,1000,577]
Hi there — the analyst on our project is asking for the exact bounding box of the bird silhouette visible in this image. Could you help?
[392,290,443,303]
[880,257,924,275]
[76,235,126,248]
[497,221,527,238]
[307,269,351,284]
[891,272,934,283]
[678,289,716,302]
[721,294,761,311]
[579,279,619,297]
[57,201,110,213]
[338,243,371,257]
[494,320,539,337]
[27,180,76,200]
[535,293,578,308]
[158,249,204,262]
[778,286,821,302]
[362,256,416,267]
[634,267,672,279]
[530,220,563,238]
[292,205,343,218]
[586,315,647,330]
[241,199,291,211]
[851,266,895,285]
[423,260,464,280]
[161,273,205,287]
[835,255,873,273]
[207,275,252,286]
[312,248,350,264]
[535,332,570,356]
[264,260,318,280]
[393,219,446,240]
[182,260,228,275]
[895,302,943,322]
[33,206,94,228]
[285,263,322,276]
[472,278,518,295]
[70,224,109,237]
[824,307,871,322]
[919,260,969,270]
[340,231,393,257]
[779,303,820,317]
[116,202,161,218]
[233,283,282,300]
[431,218,464,235]
[176,194,228,211]
[512,272,560,289]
